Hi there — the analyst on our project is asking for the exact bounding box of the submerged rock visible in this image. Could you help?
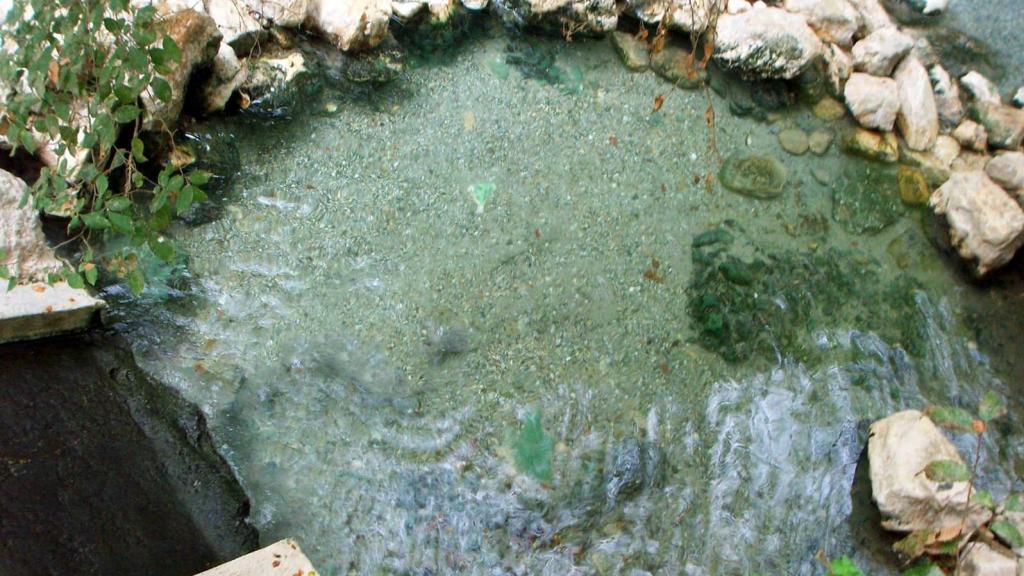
[844,72,899,131]
[985,152,1024,192]
[851,27,913,76]
[868,410,992,535]
[718,152,788,199]
[833,162,903,234]
[930,171,1024,276]
[899,146,950,187]
[650,42,706,87]
[423,319,473,358]
[841,126,899,162]
[712,5,824,80]
[778,127,810,155]
[894,57,938,151]
[813,95,847,121]
[611,30,649,71]
[809,129,834,154]
[896,165,929,205]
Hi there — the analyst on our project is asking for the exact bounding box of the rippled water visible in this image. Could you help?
[112,24,1024,575]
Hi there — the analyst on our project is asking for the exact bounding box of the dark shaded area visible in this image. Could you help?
[0,334,257,576]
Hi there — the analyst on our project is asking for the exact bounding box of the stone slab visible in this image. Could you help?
[195,539,317,576]
[0,282,104,344]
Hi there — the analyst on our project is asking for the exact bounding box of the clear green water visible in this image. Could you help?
[113,27,1024,575]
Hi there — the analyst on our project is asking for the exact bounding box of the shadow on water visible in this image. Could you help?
[0,334,257,576]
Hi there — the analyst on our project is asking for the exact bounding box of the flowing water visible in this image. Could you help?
[108,21,1024,575]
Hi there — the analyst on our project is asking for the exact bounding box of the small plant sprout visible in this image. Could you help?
[470,182,496,215]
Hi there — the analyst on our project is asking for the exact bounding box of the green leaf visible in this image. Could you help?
[175,184,194,215]
[126,269,145,296]
[1005,493,1024,513]
[829,556,865,576]
[131,137,147,162]
[150,187,168,212]
[161,35,181,63]
[151,76,172,104]
[108,212,133,233]
[113,104,141,124]
[927,406,976,433]
[114,84,135,104]
[81,212,111,230]
[512,411,554,482]
[991,519,1024,549]
[84,265,98,286]
[973,490,995,509]
[95,173,108,196]
[979,391,1007,422]
[148,237,175,263]
[0,266,8,280]
[106,196,131,213]
[66,271,84,289]
[188,170,210,186]
[923,459,970,483]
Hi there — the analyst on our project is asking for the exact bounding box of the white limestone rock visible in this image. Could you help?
[625,0,726,33]
[242,0,308,27]
[960,542,1018,576]
[0,169,61,282]
[824,43,852,94]
[199,41,246,114]
[931,171,1024,276]
[1014,86,1024,108]
[501,0,618,34]
[954,120,989,152]
[204,0,264,50]
[306,0,390,52]
[712,5,824,80]
[844,72,899,131]
[929,64,964,130]
[783,0,861,47]
[894,56,938,151]
[932,134,960,168]
[961,70,1002,105]
[851,27,913,76]
[869,410,993,533]
[845,0,893,33]
[986,151,1024,191]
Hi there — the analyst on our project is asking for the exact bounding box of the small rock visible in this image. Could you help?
[727,0,751,13]
[897,165,930,205]
[778,127,810,155]
[986,151,1024,191]
[611,30,649,72]
[899,146,950,187]
[953,120,989,151]
[951,151,990,173]
[713,6,824,79]
[844,72,899,131]
[624,0,726,33]
[718,152,788,198]
[846,0,894,32]
[973,102,1024,150]
[903,0,949,14]
[931,171,1024,276]
[651,42,706,87]
[932,134,960,167]
[813,95,847,121]
[868,410,993,533]
[811,166,833,184]
[307,0,391,52]
[960,71,1001,105]
[1,169,62,282]
[929,64,964,130]
[823,43,853,94]
[205,0,265,53]
[199,41,247,114]
[461,0,489,9]
[391,1,426,21]
[1014,86,1024,108]
[809,129,834,154]
[504,0,618,34]
[783,0,862,48]
[851,27,913,76]
[841,127,899,162]
[960,542,1018,576]
[423,319,472,357]
[894,56,939,151]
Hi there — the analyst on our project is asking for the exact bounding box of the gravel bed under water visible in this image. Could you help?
[114,26,1024,575]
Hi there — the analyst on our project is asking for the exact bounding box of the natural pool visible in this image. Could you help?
[106,22,1024,575]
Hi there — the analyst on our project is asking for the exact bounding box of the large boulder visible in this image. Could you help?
[894,56,938,151]
[973,102,1024,150]
[851,27,913,76]
[141,9,222,131]
[783,0,861,47]
[306,0,390,51]
[242,0,308,27]
[240,50,308,108]
[844,72,899,131]
[0,170,61,282]
[624,0,725,33]
[868,410,993,534]
[931,171,1024,276]
[986,151,1024,192]
[712,5,824,80]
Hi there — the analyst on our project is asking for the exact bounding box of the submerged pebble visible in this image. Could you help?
[719,152,788,199]
[778,128,810,155]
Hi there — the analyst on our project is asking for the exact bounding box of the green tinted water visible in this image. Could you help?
[114,26,1024,575]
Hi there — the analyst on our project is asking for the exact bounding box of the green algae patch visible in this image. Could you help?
[832,162,905,235]
[505,38,584,93]
[719,152,788,199]
[686,225,925,363]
